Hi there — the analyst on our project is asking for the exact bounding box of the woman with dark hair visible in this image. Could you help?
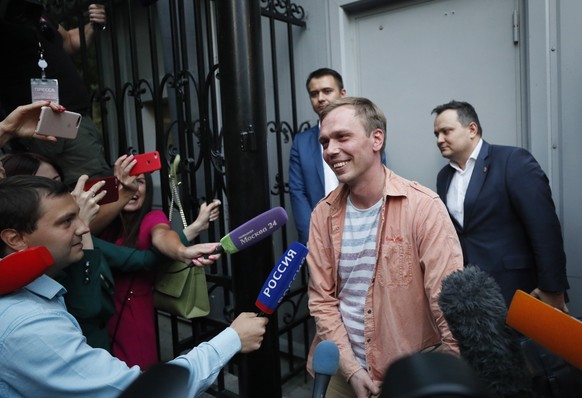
[1,151,64,181]
[101,171,220,369]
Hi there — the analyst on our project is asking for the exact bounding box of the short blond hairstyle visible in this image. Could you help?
[320,96,386,152]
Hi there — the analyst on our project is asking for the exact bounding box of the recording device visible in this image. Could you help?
[255,241,308,315]
[118,363,189,398]
[380,352,489,398]
[0,246,54,295]
[438,266,534,396]
[35,106,82,139]
[507,289,582,370]
[207,207,288,257]
[311,340,339,398]
[83,176,119,205]
[129,151,162,176]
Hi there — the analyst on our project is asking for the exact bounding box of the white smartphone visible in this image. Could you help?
[35,106,82,139]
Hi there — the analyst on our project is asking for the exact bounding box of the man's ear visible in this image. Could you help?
[468,122,479,138]
[372,129,385,152]
[0,229,29,253]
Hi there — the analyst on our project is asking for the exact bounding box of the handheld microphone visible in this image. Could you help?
[206,207,288,258]
[438,266,534,396]
[311,340,340,398]
[255,241,308,315]
[507,289,582,370]
[0,246,54,295]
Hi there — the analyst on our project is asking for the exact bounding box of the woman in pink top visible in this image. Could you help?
[102,171,220,368]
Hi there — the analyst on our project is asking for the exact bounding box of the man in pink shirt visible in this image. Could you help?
[307,97,463,398]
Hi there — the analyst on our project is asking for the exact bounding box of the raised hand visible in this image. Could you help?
[71,175,107,226]
[0,101,63,146]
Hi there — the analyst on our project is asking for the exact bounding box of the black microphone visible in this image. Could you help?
[438,266,534,397]
[380,352,489,398]
[311,340,339,398]
[118,363,188,398]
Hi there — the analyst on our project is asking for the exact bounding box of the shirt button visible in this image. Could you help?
[367,309,372,314]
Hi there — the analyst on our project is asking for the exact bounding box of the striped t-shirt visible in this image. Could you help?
[338,196,383,368]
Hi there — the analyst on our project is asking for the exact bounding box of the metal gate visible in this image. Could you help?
[45,0,312,396]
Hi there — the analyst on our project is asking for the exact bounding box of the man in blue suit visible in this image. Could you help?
[289,68,387,244]
[432,100,568,310]
[289,68,346,244]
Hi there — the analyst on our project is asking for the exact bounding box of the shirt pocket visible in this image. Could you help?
[377,240,413,287]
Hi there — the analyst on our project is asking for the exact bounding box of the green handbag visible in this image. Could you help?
[153,155,210,318]
[153,260,210,318]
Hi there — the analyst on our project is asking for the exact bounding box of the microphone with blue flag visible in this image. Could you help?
[255,241,308,316]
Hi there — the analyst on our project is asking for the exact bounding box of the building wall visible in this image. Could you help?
[286,0,582,314]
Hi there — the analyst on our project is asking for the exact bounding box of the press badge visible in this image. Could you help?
[31,49,59,103]
[30,78,59,103]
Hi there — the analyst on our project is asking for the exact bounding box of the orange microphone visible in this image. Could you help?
[0,246,54,295]
[506,289,582,370]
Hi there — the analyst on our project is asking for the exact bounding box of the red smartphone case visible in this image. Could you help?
[84,176,119,205]
[130,151,162,176]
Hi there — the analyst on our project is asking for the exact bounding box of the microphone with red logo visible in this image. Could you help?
[255,242,308,316]
[0,246,54,295]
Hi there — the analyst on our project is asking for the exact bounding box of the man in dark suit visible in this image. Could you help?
[289,68,387,244]
[432,100,568,310]
[289,68,346,244]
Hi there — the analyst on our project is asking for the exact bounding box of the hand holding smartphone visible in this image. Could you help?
[35,106,82,139]
[129,151,162,176]
[84,176,119,205]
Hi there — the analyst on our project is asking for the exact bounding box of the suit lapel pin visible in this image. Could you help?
[483,166,488,173]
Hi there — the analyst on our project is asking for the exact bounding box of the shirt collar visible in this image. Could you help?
[449,138,483,172]
[25,274,67,300]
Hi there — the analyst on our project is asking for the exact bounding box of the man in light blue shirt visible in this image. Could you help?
[0,176,268,397]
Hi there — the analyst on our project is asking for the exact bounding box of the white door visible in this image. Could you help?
[345,0,522,189]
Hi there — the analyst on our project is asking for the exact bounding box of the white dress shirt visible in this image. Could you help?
[446,139,483,227]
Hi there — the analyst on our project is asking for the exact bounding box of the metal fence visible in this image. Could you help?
[46,0,312,396]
